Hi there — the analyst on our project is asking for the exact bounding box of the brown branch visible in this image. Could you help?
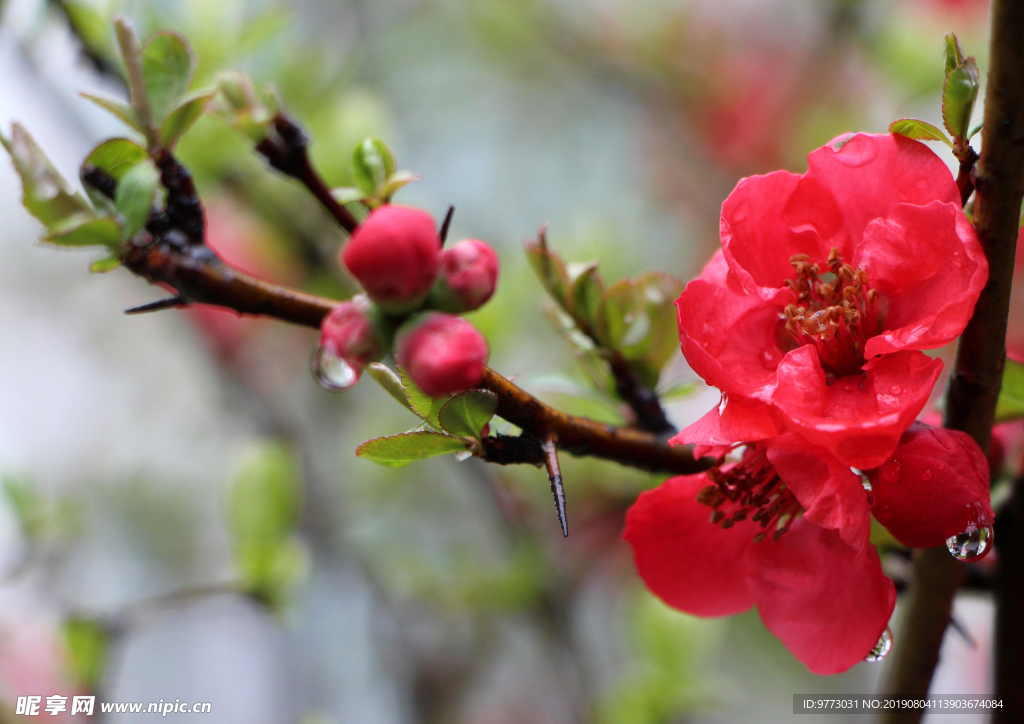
[121,242,710,477]
[881,0,1024,717]
[255,115,360,234]
[955,147,979,208]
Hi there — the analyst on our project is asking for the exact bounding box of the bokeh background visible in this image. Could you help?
[0,0,999,721]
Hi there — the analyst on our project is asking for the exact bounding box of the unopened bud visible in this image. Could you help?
[319,296,389,371]
[429,239,499,313]
[395,312,489,397]
[341,205,441,314]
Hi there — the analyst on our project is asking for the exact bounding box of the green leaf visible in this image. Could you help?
[62,618,109,689]
[2,475,44,540]
[397,365,443,428]
[114,16,155,134]
[45,216,122,249]
[596,273,685,387]
[331,187,364,204]
[996,358,1024,422]
[61,2,112,58]
[1,123,94,229]
[379,170,420,201]
[114,160,159,239]
[888,118,954,148]
[159,89,216,148]
[438,389,498,438]
[89,254,122,273]
[658,379,699,400]
[79,92,144,134]
[209,72,278,142]
[141,32,195,124]
[84,138,148,181]
[525,228,571,311]
[356,432,468,467]
[568,261,604,329]
[968,123,983,140]
[944,33,966,76]
[366,362,416,412]
[352,137,396,196]
[943,57,980,140]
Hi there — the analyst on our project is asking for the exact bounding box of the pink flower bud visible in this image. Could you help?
[396,312,489,397]
[341,205,441,313]
[429,239,499,312]
[319,297,386,370]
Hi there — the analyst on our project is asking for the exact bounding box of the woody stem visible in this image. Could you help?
[880,0,1024,719]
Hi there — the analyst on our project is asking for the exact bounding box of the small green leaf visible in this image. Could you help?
[438,389,498,438]
[45,216,122,249]
[943,57,980,140]
[596,273,685,387]
[379,170,419,201]
[2,476,44,540]
[658,378,699,400]
[568,261,604,329]
[398,365,443,428]
[84,138,148,180]
[62,617,109,689]
[209,72,278,142]
[331,187,364,204]
[79,92,144,134]
[944,33,966,76]
[352,138,396,196]
[525,228,571,311]
[114,16,155,134]
[141,32,195,124]
[888,118,954,148]
[366,362,416,412]
[996,358,1024,422]
[114,160,159,239]
[1,123,94,229]
[61,2,112,58]
[968,123,983,140]
[356,431,468,467]
[89,254,121,273]
[159,89,216,148]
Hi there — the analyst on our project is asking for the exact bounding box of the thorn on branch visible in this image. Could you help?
[439,205,455,246]
[541,434,568,537]
[124,294,188,314]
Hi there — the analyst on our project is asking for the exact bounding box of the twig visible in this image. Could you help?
[880,0,1024,718]
[955,147,979,208]
[255,115,360,234]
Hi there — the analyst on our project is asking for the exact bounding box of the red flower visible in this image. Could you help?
[342,205,441,313]
[396,312,489,397]
[624,425,992,674]
[676,134,987,469]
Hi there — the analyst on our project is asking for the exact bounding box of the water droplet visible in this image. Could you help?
[759,347,781,369]
[312,344,359,391]
[946,525,993,562]
[920,469,933,481]
[865,627,892,662]
[880,459,901,483]
[842,383,853,392]
[889,384,902,395]
[953,252,964,269]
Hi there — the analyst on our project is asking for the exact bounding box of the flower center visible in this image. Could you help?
[696,446,802,542]
[783,247,882,379]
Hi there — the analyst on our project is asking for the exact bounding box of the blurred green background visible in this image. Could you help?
[0,0,996,721]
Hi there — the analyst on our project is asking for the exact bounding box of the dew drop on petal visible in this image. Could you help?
[953,252,964,269]
[880,459,901,483]
[946,525,993,562]
[920,469,933,481]
[865,627,892,662]
[312,344,359,391]
[842,383,853,392]
[889,384,902,395]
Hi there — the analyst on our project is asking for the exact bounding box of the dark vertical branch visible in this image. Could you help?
[541,434,568,537]
[881,0,1024,718]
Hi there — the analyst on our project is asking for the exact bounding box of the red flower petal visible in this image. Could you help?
[624,475,757,617]
[772,346,942,469]
[747,518,896,675]
[766,435,871,551]
[804,134,959,246]
[671,394,784,454]
[869,423,993,548]
[858,203,986,356]
[677,277,782,400]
